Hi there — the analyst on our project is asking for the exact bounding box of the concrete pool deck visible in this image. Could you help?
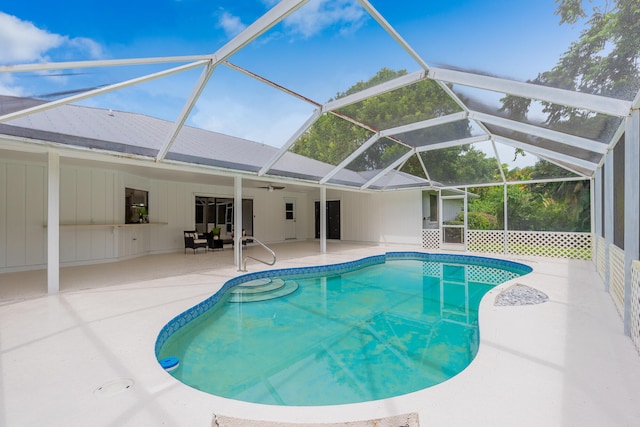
[1,241,640,426]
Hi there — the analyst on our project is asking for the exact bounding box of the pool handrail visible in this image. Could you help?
[239,236,276,272]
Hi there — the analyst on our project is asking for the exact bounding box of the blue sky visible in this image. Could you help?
[0,0,601,154]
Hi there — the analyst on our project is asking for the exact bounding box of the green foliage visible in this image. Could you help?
[292,67,506,185]
[456,211,499,230]
[502,0,640,122]
[293,113,371,166]
[554,0,587,24]
[293,68,494,179]
[467,160,591,232]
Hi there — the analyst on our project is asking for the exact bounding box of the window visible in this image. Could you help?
[125,188,148,224]
[285,202,294,220]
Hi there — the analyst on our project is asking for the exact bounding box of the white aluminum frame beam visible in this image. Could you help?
[415,151,432,185]
[494,135,598,173]
[441,175,590,191]
[214,0,308,63]
[594,166,603,241]
[258,109,322,176]
[0,61,208,123]
[224,61,322,108]
[320,134,380,184]
[469,111,608,154]
[155,0,309,162]
[416,135,490,153]
[534,153,591,178]
[604,149,614,291]
[358,0,479,132]
[633,86,640,110]
[361,149,415,189]
[491,139,507,182]
[319,112,468,185]
[380,111,468,138]
[0,55,212,74]
[156,62,216,161]
[357,1,430,70]
[623,109,639,335]
[323,70,426,112]
[429,67,632,118]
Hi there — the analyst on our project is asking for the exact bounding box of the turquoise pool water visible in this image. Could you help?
[156,253,531,406]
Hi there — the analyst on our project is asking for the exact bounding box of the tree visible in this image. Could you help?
[501,0,640,123]
[467,159,590,232]
[293,68,498,184]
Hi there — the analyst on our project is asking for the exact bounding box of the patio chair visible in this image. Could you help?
[231,229,253,247]
[184,230,207,254]
[206,227,224,251]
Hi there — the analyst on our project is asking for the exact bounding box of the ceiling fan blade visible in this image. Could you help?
[257,185,285,190]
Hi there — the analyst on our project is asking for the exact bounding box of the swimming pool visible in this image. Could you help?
[156,252,531,406]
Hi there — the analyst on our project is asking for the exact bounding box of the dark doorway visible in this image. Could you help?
[315,200,340,239]
[195,196,253,236]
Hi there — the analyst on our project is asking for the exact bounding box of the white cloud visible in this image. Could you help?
[0,12,64,63]
[216,1,367,44]
[217,11,247,39]
[0,75,26,97]
[66,36,104,59]
[281,0,367,38]
[0,12,103,63]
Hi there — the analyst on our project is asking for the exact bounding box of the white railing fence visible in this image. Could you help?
[631,261,640,355]
[596,235,606,281]
[609,244,626,319]
[421,229,441,250]
[466,230,592,260]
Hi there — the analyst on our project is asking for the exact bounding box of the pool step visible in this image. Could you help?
[228,278,299,303]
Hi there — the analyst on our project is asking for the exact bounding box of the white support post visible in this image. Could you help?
[234,176,243,268]
[438,190,443,246]
[320,186,327,254]
[463,188,468,250]
[593,170,602,270]
[604,149,614,292]
[503,183,508,254]
[47,152,60,294]
[624,109,639,335]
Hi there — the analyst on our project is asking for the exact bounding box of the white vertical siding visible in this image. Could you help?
[25,164,45,265]
[249,189,309,243]
[6,163,27,267]
[373,191,422,244]
[0,162,6,267]
[0,160,47,269]
[60,168,77,262]
[60,165,119,263]
[328,190,422,244]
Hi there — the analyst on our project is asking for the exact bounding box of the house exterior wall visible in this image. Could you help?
[0,155,315,272]
[320,189,422,245]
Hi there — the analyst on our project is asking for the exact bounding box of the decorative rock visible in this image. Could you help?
[495,283,549,306]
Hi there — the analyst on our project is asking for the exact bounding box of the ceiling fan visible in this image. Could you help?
[258,184,285,192]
